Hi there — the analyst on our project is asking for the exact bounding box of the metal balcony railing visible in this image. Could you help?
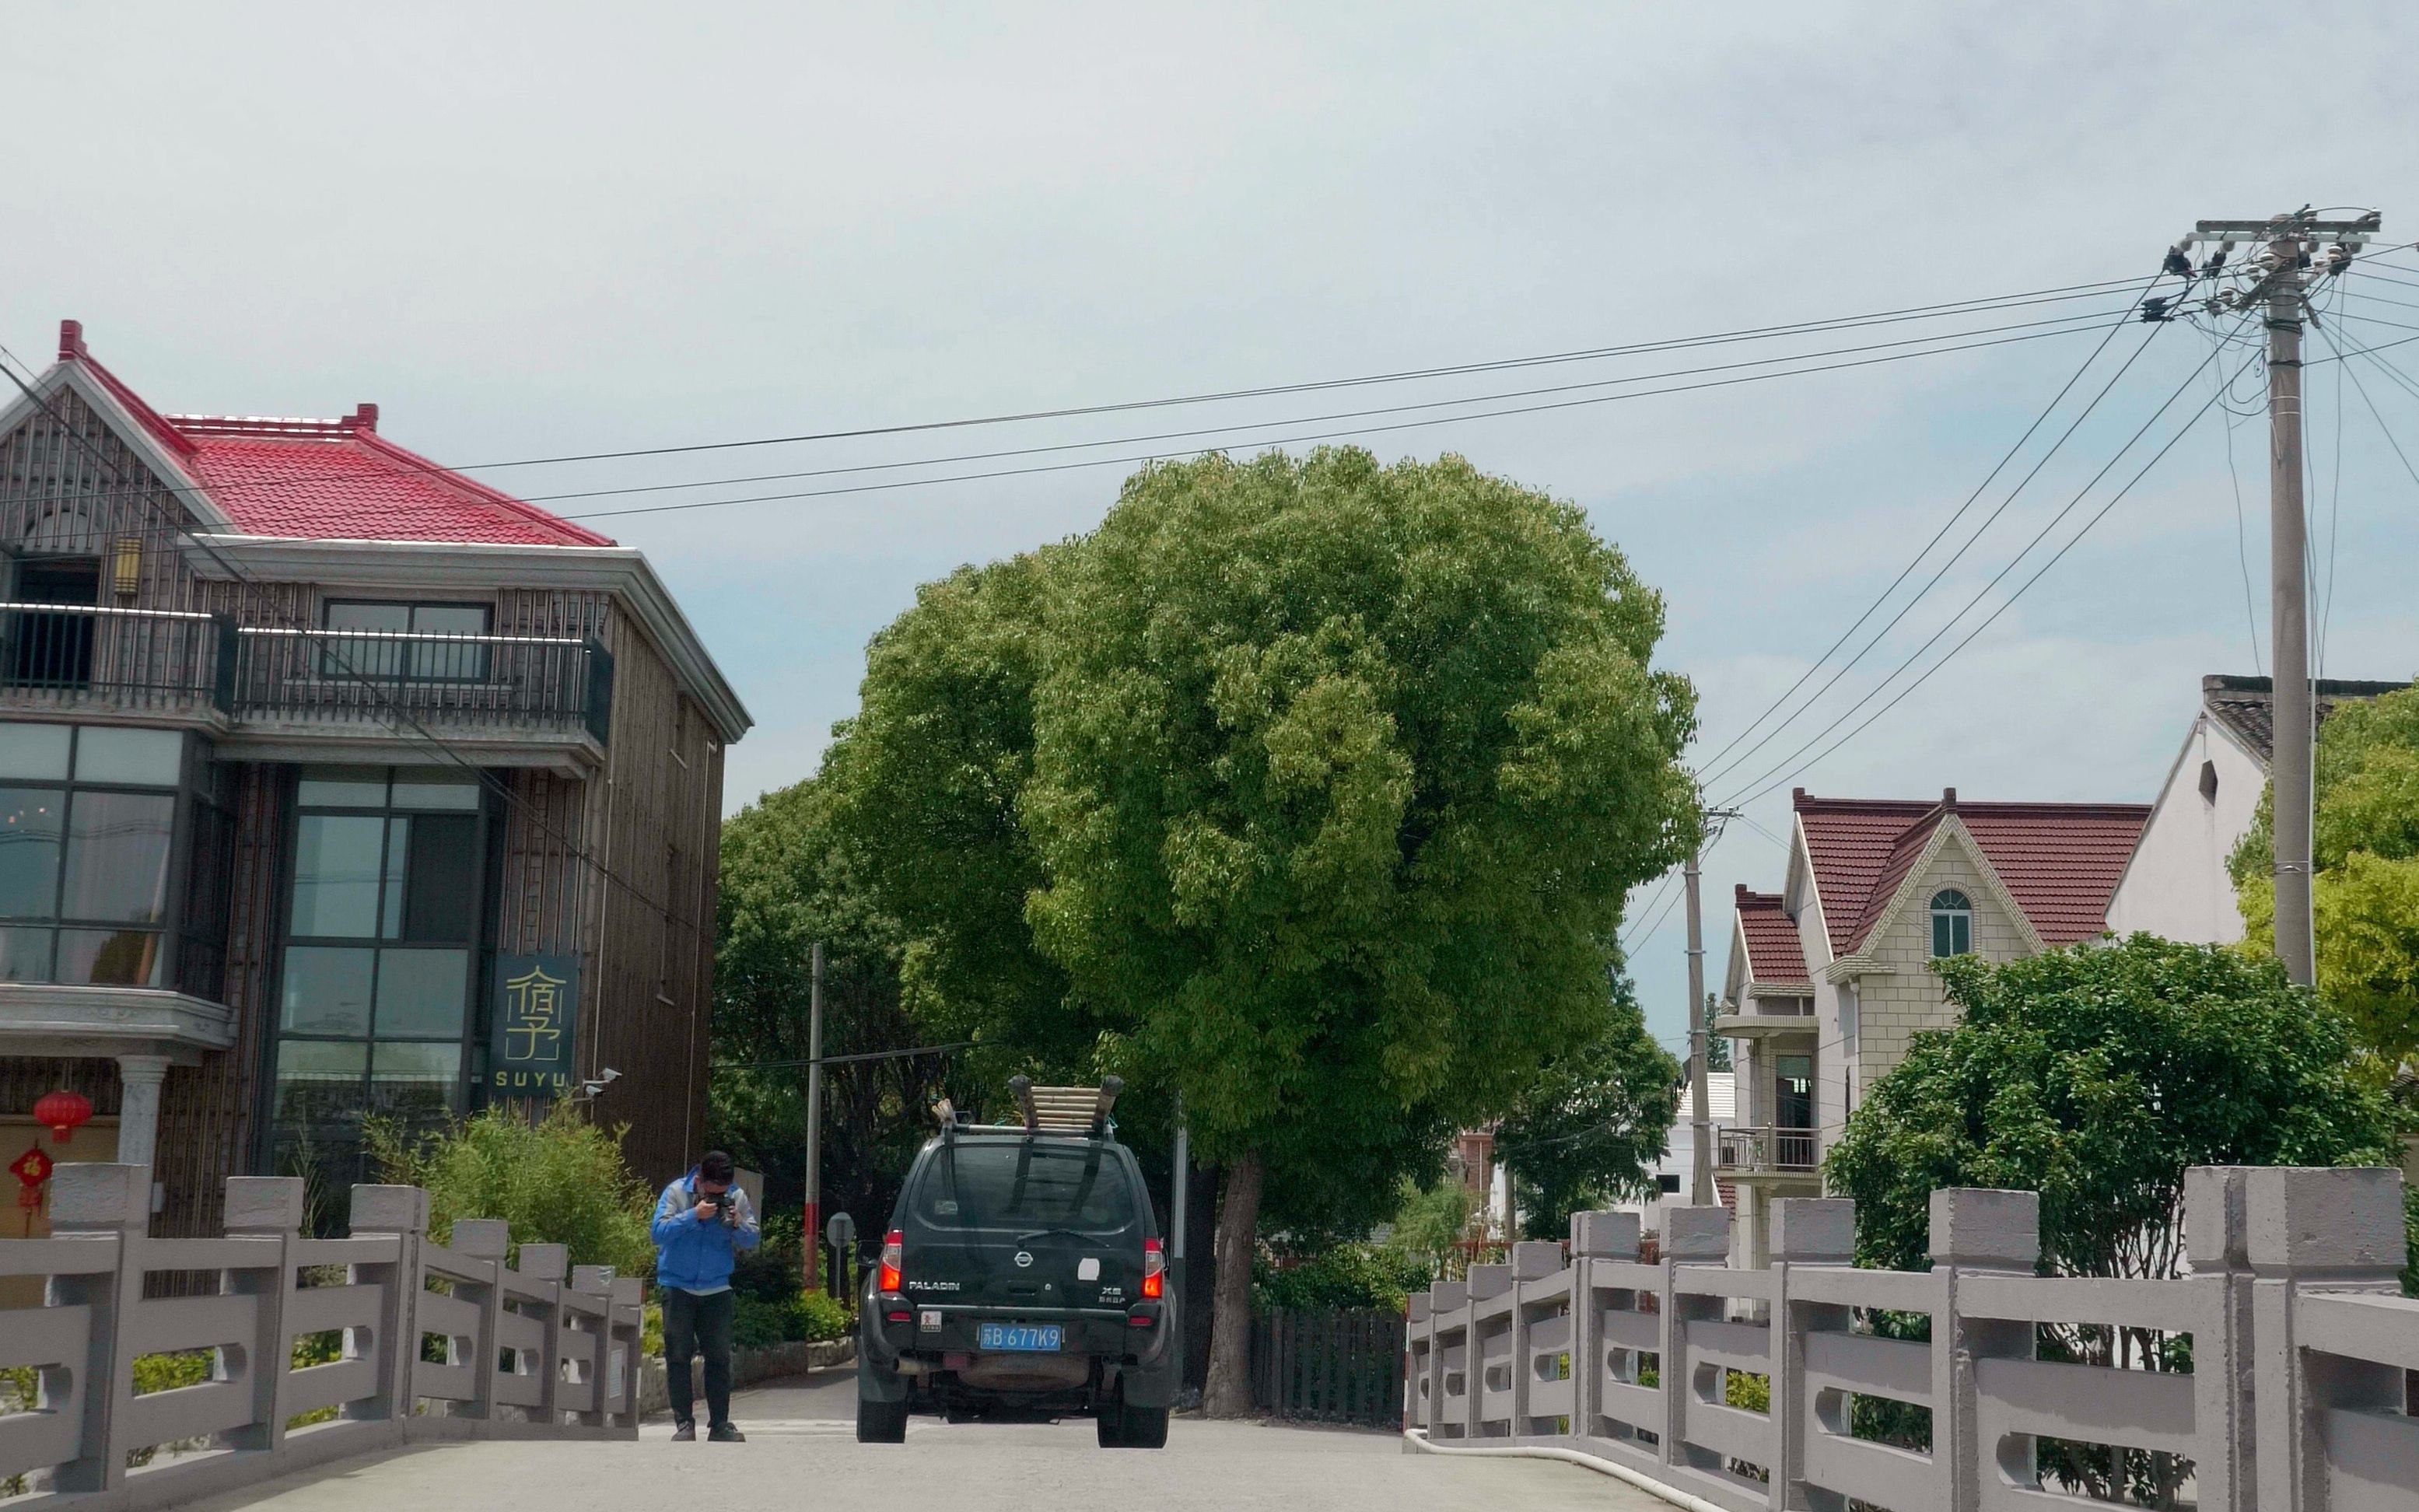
[0,607,617,748]
[231,626,615,745]
[1715,1124,1819,1174]
[0,600,233,715]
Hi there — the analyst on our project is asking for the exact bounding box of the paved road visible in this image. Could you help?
[182,1368,1665,1512]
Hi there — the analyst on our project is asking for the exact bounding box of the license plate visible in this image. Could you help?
[976,1321,1062,1352]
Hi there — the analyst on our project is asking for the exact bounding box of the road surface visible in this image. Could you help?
[180,1368,1666,1512]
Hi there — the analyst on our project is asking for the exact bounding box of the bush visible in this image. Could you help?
[366,1101,654,1276]
[1254,1242,1431,1312]
[730,1290,856,1349]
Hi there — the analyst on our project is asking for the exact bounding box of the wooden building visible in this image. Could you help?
[0,321,748,1240]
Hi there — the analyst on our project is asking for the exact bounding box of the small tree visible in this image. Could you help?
[1826,934,2403,1503]
[1497,972,1679,1241]
[367,1101,654,1275]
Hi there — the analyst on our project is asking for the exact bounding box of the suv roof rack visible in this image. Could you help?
[935,1075,1125,1140]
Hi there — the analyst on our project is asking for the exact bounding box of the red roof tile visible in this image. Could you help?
[54,322,613,549]
[1795,789,2151,955]
[1733,885,1810,984]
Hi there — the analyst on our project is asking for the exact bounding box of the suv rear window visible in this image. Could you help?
[912,1143,1137,1234]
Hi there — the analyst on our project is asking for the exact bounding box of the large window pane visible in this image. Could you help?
[380,817,408,939]
[0,723,70,780]
[390,768,481,811]
[407,605,490,681]
[0,786,63,918]
[281,945,374,1035]
[291,814,385,937]
[57,928,162,986]
[296,766,387,807]
[276,1038,369,1083]
[371,1039,461,1083]
[374,947,469,1038]
[401,814,477,942]
[323,603,408,679]
[72,726,181,786]
[0,926,51,982]
[59,789,173,922]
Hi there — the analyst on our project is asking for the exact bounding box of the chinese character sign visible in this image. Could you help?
[491,954,579,1098]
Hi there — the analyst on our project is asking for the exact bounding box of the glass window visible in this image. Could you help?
[0,723,71,780]
[374,947,469,1038]
[57,927,163,986]
[296,766,387,807]
[909,1143,1139,1234]
[277,1039,369,1083]
[72,726,182,786]
[59,790,174,923]
[322,602,409,679]
[1775,1053,1815,1130]
[322,602,492,682]
[0,786,65,918]
[282,946,375,1035]
[397,814,477,942]
[0,926,52,982]
[390,768,482,811]
[291,814,386,938]
[1929,889,1973,958]
[372,1040,462,1083]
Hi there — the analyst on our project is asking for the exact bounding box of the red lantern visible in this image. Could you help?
[33,1090,92,1144]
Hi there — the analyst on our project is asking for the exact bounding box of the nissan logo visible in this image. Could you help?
[1013,1251,1034,1269]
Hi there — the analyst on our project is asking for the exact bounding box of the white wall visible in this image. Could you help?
[2106,714,2264,945]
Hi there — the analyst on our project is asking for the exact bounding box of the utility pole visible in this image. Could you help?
[1169,1093,1188,1386]
[2172,210,2377,988]
[803,940,826,1292]
[1683,810,1737,1207]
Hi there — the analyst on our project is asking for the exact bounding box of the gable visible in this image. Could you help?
[0,374,223,588]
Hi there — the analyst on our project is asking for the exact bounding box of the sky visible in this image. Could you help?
[5,2,2418,1059]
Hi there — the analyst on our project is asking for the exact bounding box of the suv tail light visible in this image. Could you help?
[877,1229,905,1294]
[1141,1237,1164,1300]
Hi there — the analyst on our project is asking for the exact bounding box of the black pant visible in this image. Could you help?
[662,1287,735,1428]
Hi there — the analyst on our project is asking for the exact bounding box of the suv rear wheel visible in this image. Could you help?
[1094,1391,1169,1449]
[857,1395,908,1444]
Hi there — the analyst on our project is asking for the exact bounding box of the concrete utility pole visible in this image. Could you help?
[2173,211,2377,989]
[803,940,826,1292]
[1683,810,1738,1206]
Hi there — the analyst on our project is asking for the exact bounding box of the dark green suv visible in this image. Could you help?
[856,1080,1174,1447]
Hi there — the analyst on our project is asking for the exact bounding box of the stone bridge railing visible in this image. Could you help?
[2,1163,644,1512]
[1405,1165,2418,1512]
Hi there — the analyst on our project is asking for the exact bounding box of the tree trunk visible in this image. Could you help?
[1200,1153,1263,1418]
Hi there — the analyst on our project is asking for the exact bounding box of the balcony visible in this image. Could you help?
[1713,995,1817,1041]
[1715,1124,1820,1183]
[0,602,614,760]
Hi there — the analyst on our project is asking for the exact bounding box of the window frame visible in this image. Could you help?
[318,598,496,684]
[0,723,196,988]
[1928,888,1973,959]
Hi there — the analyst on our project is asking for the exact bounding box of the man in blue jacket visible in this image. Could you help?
[651,1150,760,1441]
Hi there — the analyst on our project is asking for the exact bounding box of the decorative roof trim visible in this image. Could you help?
[1822,814,2043,982]
[0,361,233,534]
[184,535,751,743]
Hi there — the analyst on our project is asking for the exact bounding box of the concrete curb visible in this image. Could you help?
[639,1337,856,1418]
[1400,1429,1726,1512]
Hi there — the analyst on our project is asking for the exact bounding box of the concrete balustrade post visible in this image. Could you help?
[2246,1166,2410,1512]
[1930,1188,2039,1512]
[1658,1206,1731,1479]
[609,1276,645,1433]
[346,1185,429,1423]
[1465,1262,1512,1439]
[44,1162,149,1495]
[569,1265,616,1428]
[1404,1291,1430,1431]
[516,1242,570,1424]
[222,1176,306,1453]
[1506,1241,1560,1435]
[1771,1198,1856,1512]
[2183,1167,2255,1512]
[1569,1209,1640,1444]
[1426,1278,1467,1440]
[448,1217,513,1423]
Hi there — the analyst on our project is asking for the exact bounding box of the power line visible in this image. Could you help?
[1721,342,2257,809]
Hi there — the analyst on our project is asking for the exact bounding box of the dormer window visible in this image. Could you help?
[1930,889,1973,958]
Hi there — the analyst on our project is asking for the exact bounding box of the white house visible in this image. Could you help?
[2106,674,2410,945]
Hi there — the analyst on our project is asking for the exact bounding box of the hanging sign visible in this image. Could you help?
[11,1145,53,1210]
[490,953,579,1097]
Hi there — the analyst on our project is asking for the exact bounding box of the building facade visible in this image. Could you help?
[1714,787,2148,1265]
[0,322,748,1241]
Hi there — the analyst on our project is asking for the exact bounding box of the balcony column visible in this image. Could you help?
[112,1053,170,1173]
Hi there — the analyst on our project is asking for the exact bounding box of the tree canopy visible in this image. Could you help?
[824,447,1701,1409]
[1825,933,2402,1280]
[2231,682,2419,1076]
[1495,969,1680,1241]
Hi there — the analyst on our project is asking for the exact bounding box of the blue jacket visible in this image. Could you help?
[651,1170,761,1293]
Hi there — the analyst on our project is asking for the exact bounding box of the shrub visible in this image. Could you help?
[729,1290,856,1349]
[366,1101,654,1276]
[1254,1241,1431,1312]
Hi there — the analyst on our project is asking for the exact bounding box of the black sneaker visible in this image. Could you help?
[708,1423,746,1443]
[670,1420,696,1441]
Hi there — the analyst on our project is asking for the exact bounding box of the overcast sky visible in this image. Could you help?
[7,2,2417,1056]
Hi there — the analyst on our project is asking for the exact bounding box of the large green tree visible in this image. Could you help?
[1495,970,1680,1241]
[2232,682,2419,1076]
[829,448,1700,1413]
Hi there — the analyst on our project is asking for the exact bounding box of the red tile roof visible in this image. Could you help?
[53,320,613,548]
[1732,885,1811,984]
[1794,788,2151,955]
